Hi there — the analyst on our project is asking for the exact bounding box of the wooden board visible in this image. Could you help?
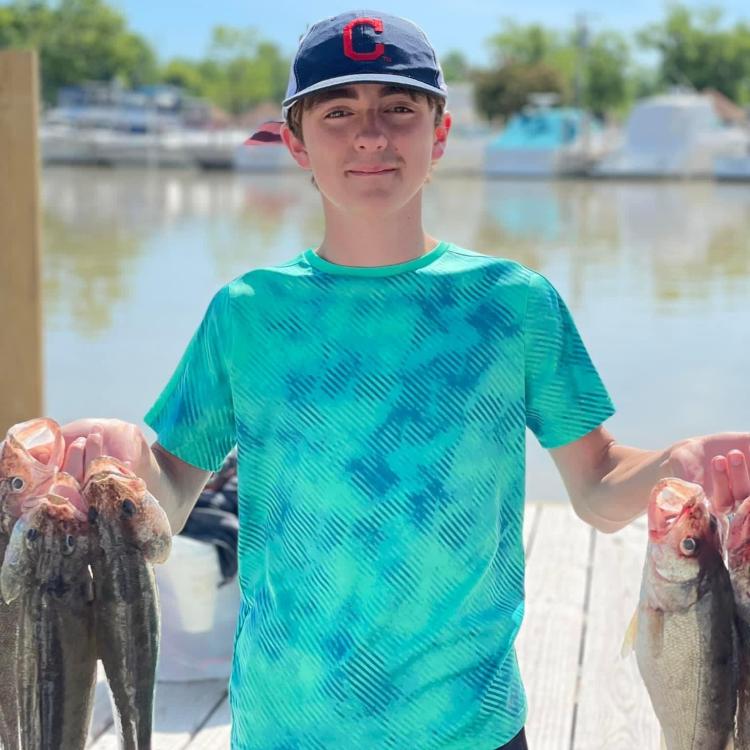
[87,678,227,750]
[573,519,661,749]
[0,50,43,431]
[186,697,232,750]
[515,503,593,749]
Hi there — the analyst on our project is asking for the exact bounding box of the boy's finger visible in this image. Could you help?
[63,438,86,483]
[710,455,734,514]
[83,432,104,479]
[728,450,750,506]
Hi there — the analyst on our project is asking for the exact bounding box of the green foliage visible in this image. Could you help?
[192,30,289,114]
[480,18,630,118]
[441,50,470,82]
[0,1,289,113]
[474,62,565,122]
[583,32,631,116]
[0,0,158,102]
[637,3,750,104]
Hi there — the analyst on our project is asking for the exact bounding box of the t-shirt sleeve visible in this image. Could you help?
[143,286,236,472]
[524,270,615,449]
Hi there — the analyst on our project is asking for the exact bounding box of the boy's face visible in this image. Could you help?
[281,83,451,217]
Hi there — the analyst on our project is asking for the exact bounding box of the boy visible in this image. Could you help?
[62,10,750,750]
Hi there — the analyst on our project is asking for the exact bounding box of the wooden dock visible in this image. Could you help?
[85,502,660,749]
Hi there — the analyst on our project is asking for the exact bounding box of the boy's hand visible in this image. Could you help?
[60,418,153,484]
[668,433,750,515]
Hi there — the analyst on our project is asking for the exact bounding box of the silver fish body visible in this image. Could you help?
[0,533,21,750]
[727,494,750,748]
[0,418,65,750]
[84,458,172,750]
[1,499,97,750]
[633,478,737,750]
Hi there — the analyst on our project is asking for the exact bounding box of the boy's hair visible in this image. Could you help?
[285,86,446,143]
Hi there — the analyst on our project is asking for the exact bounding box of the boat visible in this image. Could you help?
[590,90,750,179]
[483,93,615,178]
[714,152,750,181]
[40,82,230,169]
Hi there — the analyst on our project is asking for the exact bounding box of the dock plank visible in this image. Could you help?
[573,518,661,749]
[516,503,593,750]
[86,663,114,746]
[87,679,227,750]
[184,696,232,750]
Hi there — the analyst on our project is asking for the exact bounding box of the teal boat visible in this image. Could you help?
[484,96,610,177]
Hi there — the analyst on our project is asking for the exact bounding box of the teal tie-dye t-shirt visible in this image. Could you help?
[144,241,615,750]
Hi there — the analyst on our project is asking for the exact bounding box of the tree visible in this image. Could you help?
[637,3,750,104]
[441,50,470,82]
[583,31,631,116]
[0,0,158,102]
[482,18,631,117]
[194,27,288,114]
[474,62,565,122]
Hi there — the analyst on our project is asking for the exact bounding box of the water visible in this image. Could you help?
[41,166,750,503]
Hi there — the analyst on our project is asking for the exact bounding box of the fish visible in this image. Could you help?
[0,477,96,750]
[727,494,750,748]
[83,456,172,750]
[0,417,66,750]
[623,477,737,750]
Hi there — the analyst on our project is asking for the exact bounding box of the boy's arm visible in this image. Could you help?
[549,426,670,534]
[145,442,211,535]
[549,425,750,534]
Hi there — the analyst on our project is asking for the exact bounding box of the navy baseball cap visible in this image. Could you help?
[245,10,447,145]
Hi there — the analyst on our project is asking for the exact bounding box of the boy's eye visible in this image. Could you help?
[324,109,349,119]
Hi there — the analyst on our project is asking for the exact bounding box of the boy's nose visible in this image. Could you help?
[354,112,387,150]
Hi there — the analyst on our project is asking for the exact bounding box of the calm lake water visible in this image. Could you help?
[41,166,750,502]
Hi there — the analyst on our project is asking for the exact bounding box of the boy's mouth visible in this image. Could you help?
[347,166,398,176]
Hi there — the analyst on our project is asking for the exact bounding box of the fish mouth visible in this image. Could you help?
[648,479,709,542]
[6,418,65,471]
[46,473,88,521]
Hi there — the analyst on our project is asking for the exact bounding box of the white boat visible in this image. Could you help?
[714,153,750,181]
[484,94,615,178]
[591,91,750,179]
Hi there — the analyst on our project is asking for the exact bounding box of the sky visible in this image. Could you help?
[108,0,750,67]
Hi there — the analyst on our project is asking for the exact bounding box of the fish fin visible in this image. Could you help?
[620,607,638,658]
[0,515,31,604]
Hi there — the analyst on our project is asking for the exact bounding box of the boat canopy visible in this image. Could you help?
[489,108,600,151]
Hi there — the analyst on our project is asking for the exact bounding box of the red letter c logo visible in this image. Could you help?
[343,18,385,62]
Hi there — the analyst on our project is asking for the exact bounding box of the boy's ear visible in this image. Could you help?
[431,110,452,161]
[280,122,312,170]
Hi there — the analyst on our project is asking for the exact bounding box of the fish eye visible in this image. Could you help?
[62,534,76,555]
[10,477,25,492]
[680,536,699,555]
[26,528,39,542]
[121,499,136,518]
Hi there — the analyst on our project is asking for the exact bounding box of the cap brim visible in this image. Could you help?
[282,74,447,116]
[243,120,283,146]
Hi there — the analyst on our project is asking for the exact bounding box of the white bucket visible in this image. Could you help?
[154,535,241,682]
